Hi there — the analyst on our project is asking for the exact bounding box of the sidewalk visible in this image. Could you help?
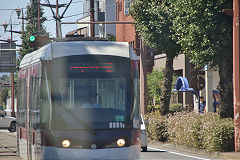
[0,131,19,160]
[149,140,240,160]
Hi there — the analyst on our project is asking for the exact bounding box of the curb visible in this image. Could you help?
[149,140,240,160]
[218,152,240,160]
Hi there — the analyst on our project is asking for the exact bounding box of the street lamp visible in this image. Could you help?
[3,21,8,31]
[15,8,25,32]
[16,8,21,19]
[1,9,22,118]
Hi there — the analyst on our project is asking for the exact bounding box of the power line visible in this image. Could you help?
[70,0,85,4]
[63,11,88,19]
[0,8,27,11]
[0,9,17,11]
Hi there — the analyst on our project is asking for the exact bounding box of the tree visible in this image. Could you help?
[171,0,233,118]
[106,34,116,41]
[147,69,164,107]
[0,74,9,83]
[130,0,181,115]
[1,88,9,107]
[19,0,48,64]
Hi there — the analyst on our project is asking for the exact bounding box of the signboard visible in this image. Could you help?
[0,43,16,72]
[190,76,205,91]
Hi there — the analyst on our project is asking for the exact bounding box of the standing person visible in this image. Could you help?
[199,96,206,113]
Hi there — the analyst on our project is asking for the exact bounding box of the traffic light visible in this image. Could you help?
[29,35,37,48]
[29,35,36,42]
[29,35,50,48]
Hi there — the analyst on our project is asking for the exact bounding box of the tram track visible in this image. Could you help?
[0,143,17,154]
[0,131,18,155]
[0,132,17,139]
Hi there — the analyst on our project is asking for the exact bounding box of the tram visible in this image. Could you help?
[17,40,140,160]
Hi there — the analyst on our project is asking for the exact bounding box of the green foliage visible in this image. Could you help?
[106,34,116,41]
[131,0,182,115]
[145,111,234,152]
[1,88,9,107]
[0,74,9,83]
[171,0,233,118]
[200,114,235,152]
[169,103,183,112]
[171,0,232,68]
[167,112,234,152]
[130,0,180,55]
[167,112,204,148]
[19,0,48,64]
[145,111,168,142]
[147,69,164,106]
[147,69,178,113]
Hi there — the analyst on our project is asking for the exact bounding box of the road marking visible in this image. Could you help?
[148,147,212,160]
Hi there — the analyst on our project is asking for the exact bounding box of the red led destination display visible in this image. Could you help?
[69,63,115,73]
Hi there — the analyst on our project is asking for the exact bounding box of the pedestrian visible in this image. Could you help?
[199,96,206,113]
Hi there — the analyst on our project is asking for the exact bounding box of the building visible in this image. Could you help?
[75,0,116,38]
[115,0,139,53]
[154,53,220,112]
[115,0,156,114]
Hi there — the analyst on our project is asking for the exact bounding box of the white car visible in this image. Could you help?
[0,113,16,132]
[140,114,147,152]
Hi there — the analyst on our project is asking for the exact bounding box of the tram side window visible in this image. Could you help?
[132,67,140,128]
[40,78,51,128]
[31,75,41,129]
[18,78,27,127]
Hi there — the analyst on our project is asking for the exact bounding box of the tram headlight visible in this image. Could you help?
[117,139,125,147]
[62,139,70,148]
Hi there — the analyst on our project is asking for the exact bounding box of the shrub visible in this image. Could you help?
[146,111,235,152]
[145,111,168,142]
[167,112,204,148]
[169,103,183,112]
[200,113,234,152]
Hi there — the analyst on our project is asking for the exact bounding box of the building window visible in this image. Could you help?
[119,2,122,11]
[116,2,123,21]
[124,0,132,15]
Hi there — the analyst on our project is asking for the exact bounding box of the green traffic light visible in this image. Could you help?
[29,35,36,42]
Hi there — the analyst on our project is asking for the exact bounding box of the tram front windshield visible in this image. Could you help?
[42,56,137,130]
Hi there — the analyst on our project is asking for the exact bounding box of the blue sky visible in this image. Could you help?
[0,0,84,44]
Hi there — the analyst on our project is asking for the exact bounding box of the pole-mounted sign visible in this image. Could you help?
[0,43,16,72]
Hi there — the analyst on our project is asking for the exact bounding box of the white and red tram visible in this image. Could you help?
[17,40,140,160]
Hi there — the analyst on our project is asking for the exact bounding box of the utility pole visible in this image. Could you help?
[55,0,62,38]
[38,0,41,35]
[22,8,24,32]
[43,0,72,38]
[90,0,95,37]
[56,0,62,38]
[233,0,240,152]
[140,37,147,115]
[10,22,15,117]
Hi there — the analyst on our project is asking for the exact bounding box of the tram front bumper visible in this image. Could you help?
[41,145,140,160]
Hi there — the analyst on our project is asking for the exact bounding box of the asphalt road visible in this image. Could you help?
[0,130,222,160]
[0,130,18,160]
[140,147,222,160]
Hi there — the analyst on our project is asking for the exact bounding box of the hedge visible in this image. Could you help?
[145,111,234,152]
